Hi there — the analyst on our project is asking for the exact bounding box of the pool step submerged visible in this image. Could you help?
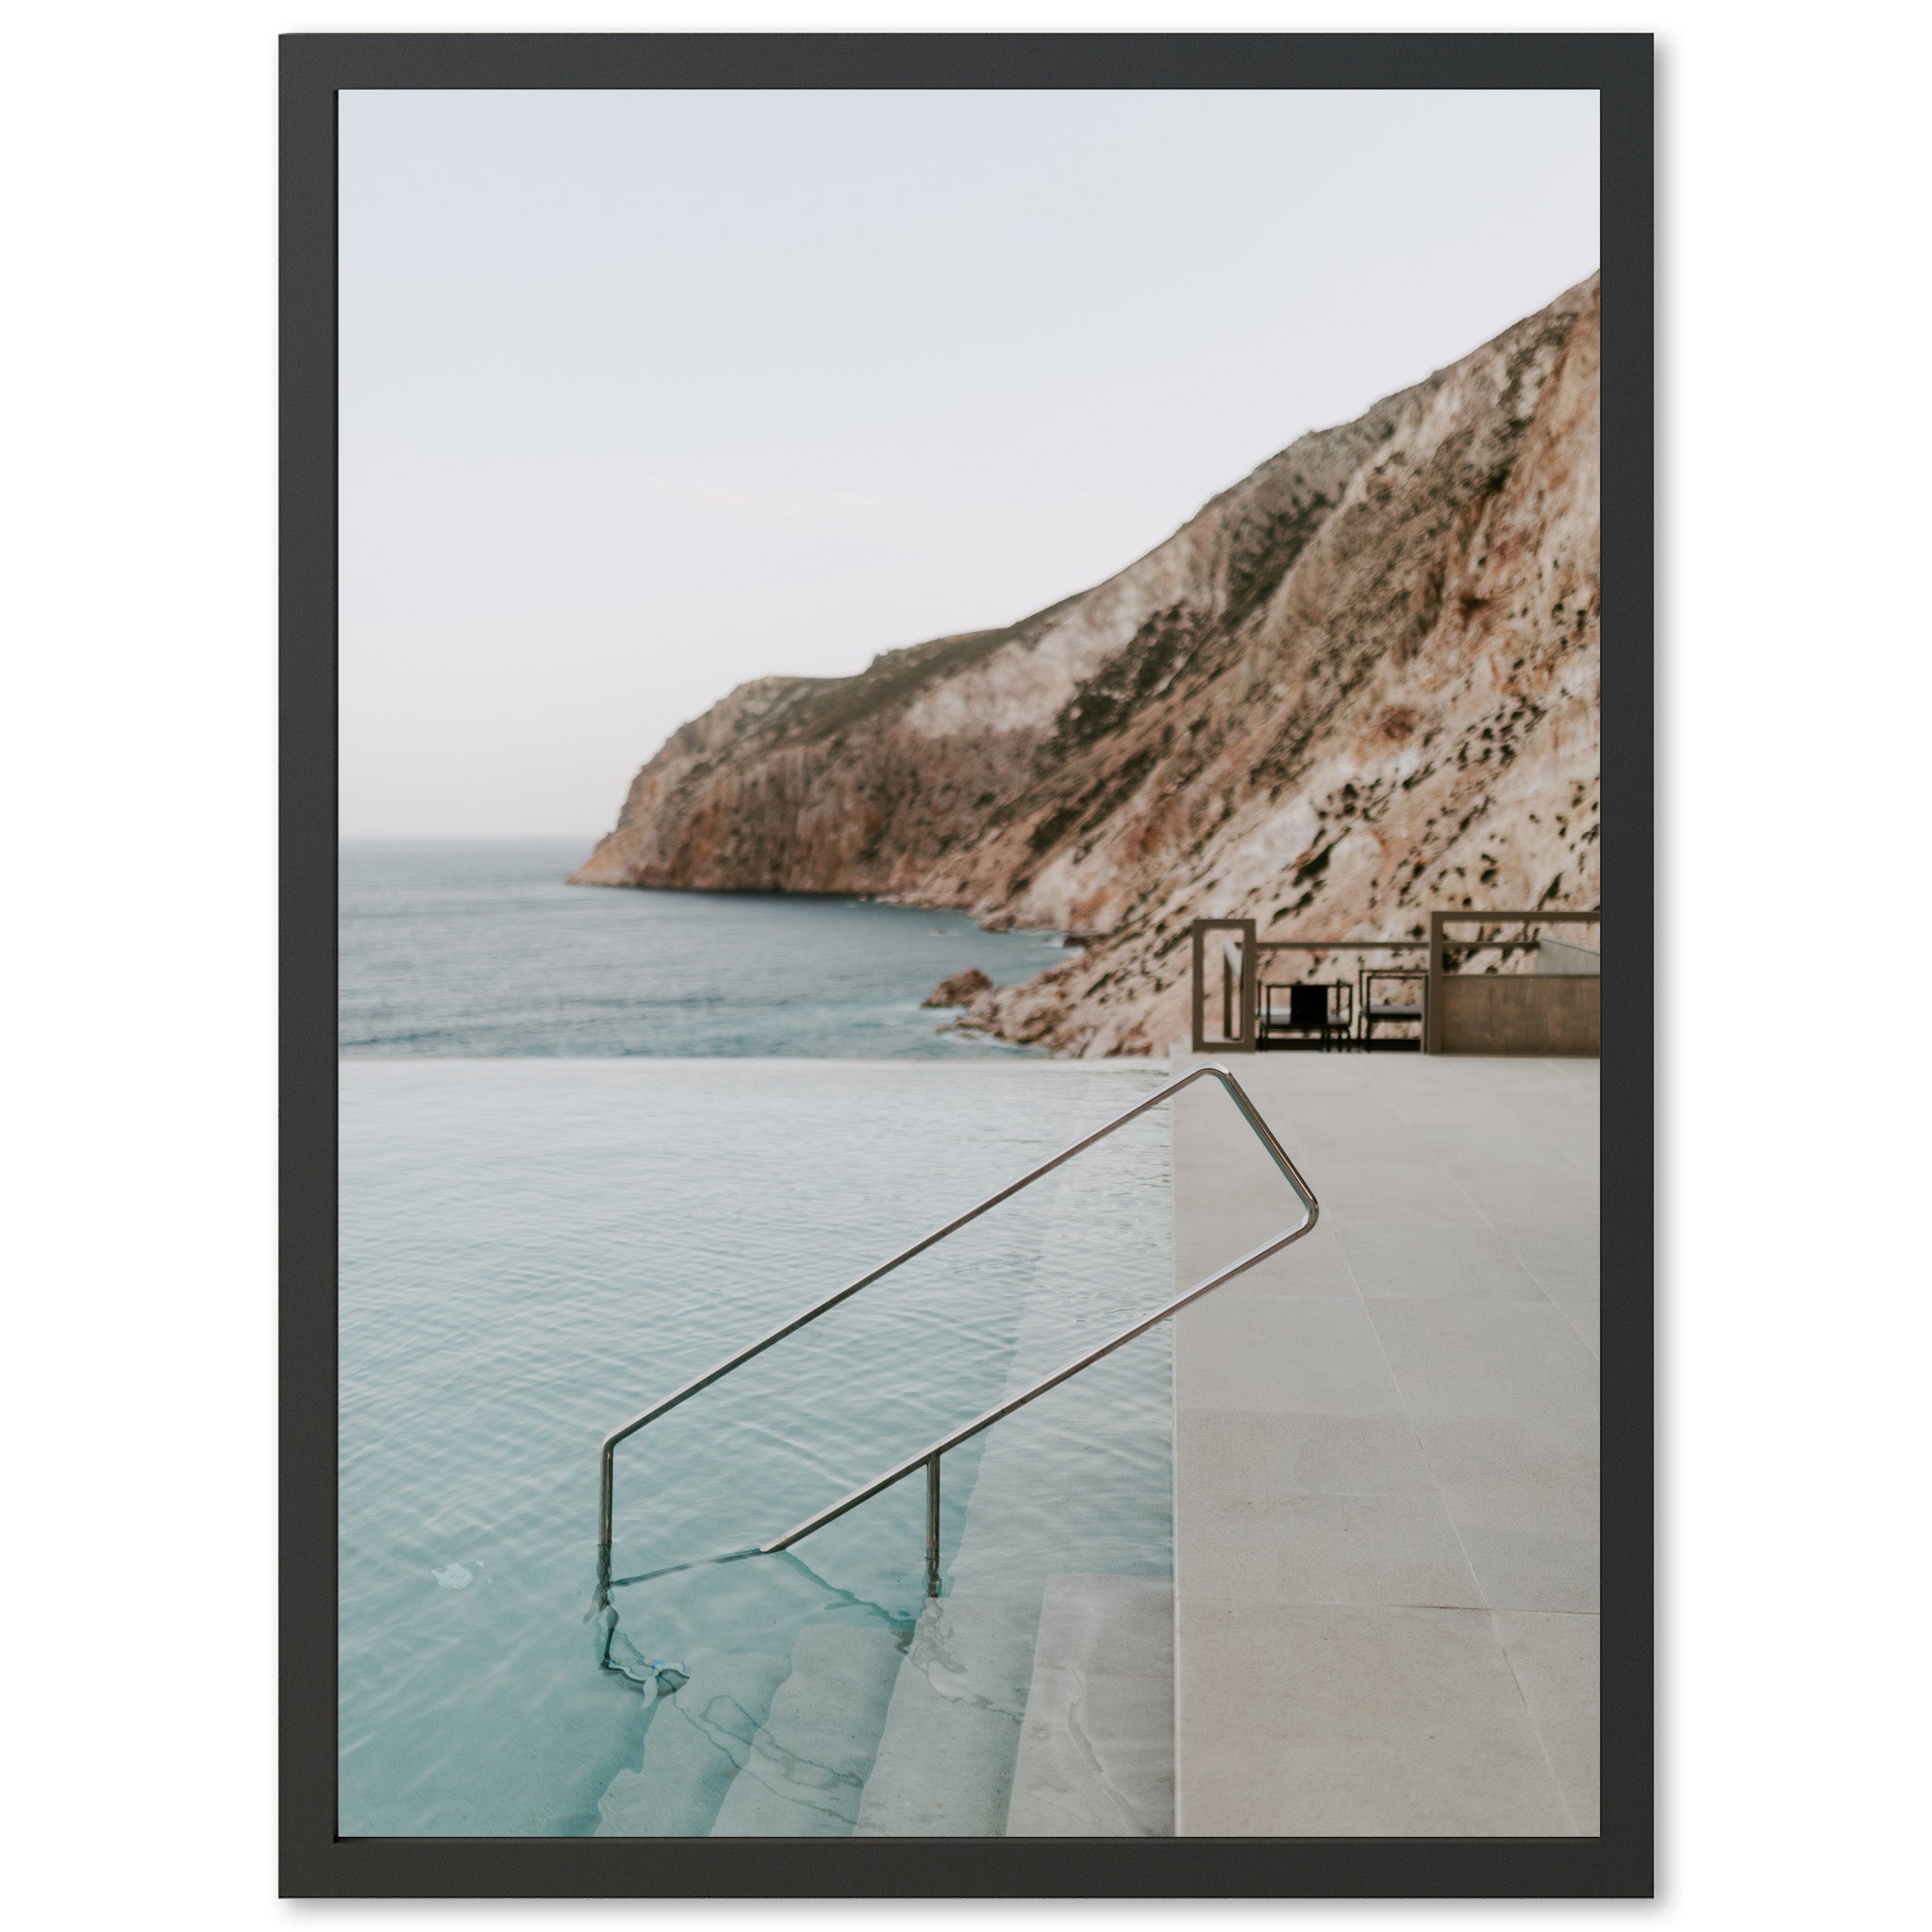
[855,1595,1041,1836]
[1007,1573,1174,1836]
[599,1575,1176,1838]
[708,1622,906,1835]
[595,1647,791,1836]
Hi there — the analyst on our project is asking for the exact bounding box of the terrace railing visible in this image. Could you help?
[1189,911,1602,1056]
[593,1063,1317,1649]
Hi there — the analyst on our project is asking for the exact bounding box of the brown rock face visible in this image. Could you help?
[922,967,994,1009]
[574,275,1602,1056]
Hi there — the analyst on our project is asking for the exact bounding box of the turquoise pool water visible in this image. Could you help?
[339,1058,1174,1836]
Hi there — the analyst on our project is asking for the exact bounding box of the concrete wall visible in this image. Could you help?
[1439,974,1600,1056]
[1537,936,1602,977]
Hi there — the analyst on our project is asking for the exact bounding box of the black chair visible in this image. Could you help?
[1260,980,1354,1050]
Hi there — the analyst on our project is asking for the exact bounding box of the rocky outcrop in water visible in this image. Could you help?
[922,968,994,1009]
[574,275,1601,1055]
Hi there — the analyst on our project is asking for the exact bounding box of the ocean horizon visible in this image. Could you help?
[339,838,1071,1059]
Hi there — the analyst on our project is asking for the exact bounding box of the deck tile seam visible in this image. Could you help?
[1438,1158,1564,1316]
[1342,1222,1494,1627]
[1488,1607,1582,1834]
[1172,1056,1596,1836]
[1434,1103,1602,1361]
[1325,1096,1582,1828]
[1221,1088,1520,1652]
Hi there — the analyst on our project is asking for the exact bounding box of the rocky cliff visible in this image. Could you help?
[573,275,1601,1056]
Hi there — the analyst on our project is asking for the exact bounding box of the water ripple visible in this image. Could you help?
[340,1058,1172,1836]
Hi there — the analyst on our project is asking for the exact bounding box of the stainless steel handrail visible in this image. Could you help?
[594,1061,1317,1611]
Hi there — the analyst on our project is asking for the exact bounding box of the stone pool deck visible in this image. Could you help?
[1169,1051,1600,1836]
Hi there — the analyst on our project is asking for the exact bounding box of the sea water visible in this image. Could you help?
[339,1058,1174,1836]
[339,839,1068,1058]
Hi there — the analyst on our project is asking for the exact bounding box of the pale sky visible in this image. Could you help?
[339,89,1598,838]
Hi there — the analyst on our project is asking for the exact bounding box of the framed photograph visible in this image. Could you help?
[287,30,1652,1899]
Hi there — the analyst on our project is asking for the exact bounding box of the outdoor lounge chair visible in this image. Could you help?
[1260,980,1354,1050]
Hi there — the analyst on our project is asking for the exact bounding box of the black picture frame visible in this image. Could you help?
[285,29,1653,1899]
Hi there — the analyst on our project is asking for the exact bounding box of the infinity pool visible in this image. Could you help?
[340,1058,1174,1836]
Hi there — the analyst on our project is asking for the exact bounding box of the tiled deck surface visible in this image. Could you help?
[1170,1051,1600,1836]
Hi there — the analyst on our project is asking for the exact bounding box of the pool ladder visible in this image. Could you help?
[593,1061,1318,1618]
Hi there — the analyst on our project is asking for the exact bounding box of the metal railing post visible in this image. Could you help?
[1425,910,1446,1054]
[1191,921,1208,1052]
[924,1455,941,1598]
[1238,918,1257,1049]
[596,1442,617,1609]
